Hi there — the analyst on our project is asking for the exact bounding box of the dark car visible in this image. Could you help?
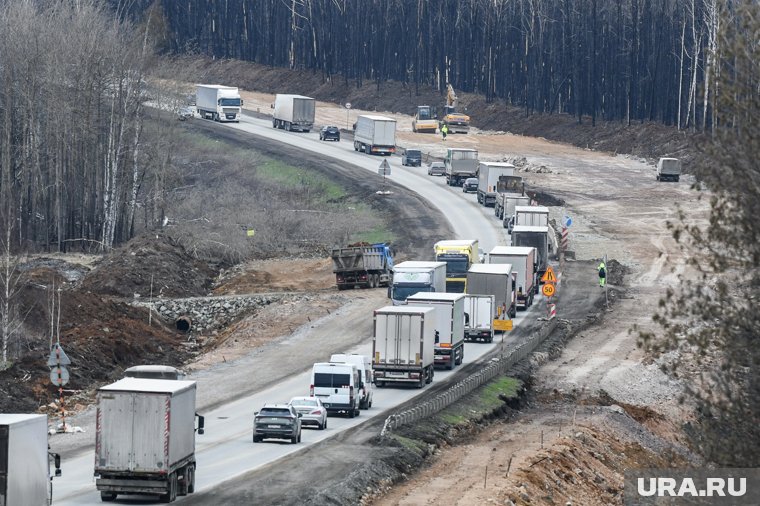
[462,178,479,193]
[402,149,422,167]
[253,404,302,444]
[428,162,446,176]
[319,125,340,141]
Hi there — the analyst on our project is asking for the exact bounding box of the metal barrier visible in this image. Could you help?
[380,319,558,437]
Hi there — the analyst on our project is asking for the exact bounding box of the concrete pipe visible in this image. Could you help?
[175,316,192,332]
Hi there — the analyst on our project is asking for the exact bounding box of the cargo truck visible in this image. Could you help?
[444,148,478,186]
[272,94,315,132]
[514,206,550,228]
[0,414,61,506]
[331,243,394,290]
[372,306,436,388]
[488,246,536,308]
[94,378,205,503]
[495,193,529,222]
[406,293,466,370]
[656,157,681,182]
[477,162,515,207]
[463,294,495,343]
[466,264,516,320]
[511,225,550,285]
[353,115,396,155]
[434,239,480,293]
[195,85,242,122]
[389,261,447,305]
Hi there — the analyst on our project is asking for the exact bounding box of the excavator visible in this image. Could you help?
[412,105,438,133]
[440,84,470,134]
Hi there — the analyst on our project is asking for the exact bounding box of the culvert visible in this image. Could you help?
[175,316,192,332]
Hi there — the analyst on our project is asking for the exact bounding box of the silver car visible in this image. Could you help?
[288,396,328,430]
[428,162,446,176]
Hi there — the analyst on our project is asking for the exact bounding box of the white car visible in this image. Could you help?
[288,396,328,430]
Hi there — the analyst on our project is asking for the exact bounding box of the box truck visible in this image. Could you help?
[389,261,447,305]
[272,94,315,132]
[0,414,61,506]
[331,243,394,290]
[477,162,515,207]
[196,85,242,122]
[511,225,550,285]
[466,264,516,320]
[444,148,479,186]
[353,115,396,155]
[496,194,530,223]
[372,306,436,388]
[514,206,550,228]
[94,378,205,503]
[434,239,480,293]
[656,157,681,182]
[406,292,466,370]
[463,294,495,343]
[488,246,536,308]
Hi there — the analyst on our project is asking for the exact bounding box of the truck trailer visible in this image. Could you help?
[94,378,205,503]
[353,115,396,155]
[444,148,478,186]
[196,85,242,122]
[495,193,530,223]
[477,162,515,207]
[488,246,536,308]
[389,261,447,305]
[331,243,393,290]
[406,292,466,370]
[466,263,516,320]
[510,225,550,284]
[0,414,61,506]
[463,294,495,343]
[372,306,436,388]
[434,239,480,293]
[272,94,315,132]
[514,206,550,228]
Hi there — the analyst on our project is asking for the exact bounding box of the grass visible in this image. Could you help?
[257,158,346,201]
[351,225,395,245]
[438,376,522,427]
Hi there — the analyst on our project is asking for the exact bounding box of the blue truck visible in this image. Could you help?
[331,243,394,290]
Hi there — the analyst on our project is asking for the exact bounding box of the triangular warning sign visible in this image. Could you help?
[541,266,557,284]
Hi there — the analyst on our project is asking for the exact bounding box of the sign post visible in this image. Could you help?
[377,159,392,195]
[47,343,71,433]
[345,102,352,130]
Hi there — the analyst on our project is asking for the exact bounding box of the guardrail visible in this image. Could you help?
[380,318,558,437]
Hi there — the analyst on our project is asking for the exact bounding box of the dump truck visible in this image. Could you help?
[434,239,480,293]
[94,378,205,503]
[406,292,466,370]
[353,115,396,155]
[440,84,470,134]
[372,306,436,388]
[514,206,550,228]
[0,414,61,506]
[444,148,479,186]
[412,105,438,133]
[466,263,516,320]
[389,261,447,305]
[463,294,495,343]
[272,94,315,132]
[331,243,394,290]
[488,246,537,308]
[196,84,242,122]
[510,225,550,284]
[478,162,516,207]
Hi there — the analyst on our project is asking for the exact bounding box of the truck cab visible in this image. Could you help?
[444,148,478,187]
[656,157,681,182]
[434,240,480,293]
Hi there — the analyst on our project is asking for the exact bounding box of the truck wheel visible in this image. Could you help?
[426,367,434,384]
[253,435,261,442]
[187,465,196,494]
[354,406,360,417]
[349,408,355,418]
[447,358,455,370]
[376,380,385,388]
[456,349,463,365]
[100,492,117,502]
[160,473,177,503]
[354,141,359,151]
[417,375,426,388]
[291,434,298,444]
[487,335,493,343]
[272,119,277,128]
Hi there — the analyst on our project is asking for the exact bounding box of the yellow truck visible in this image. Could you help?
[433,239,480,293]
[412,105,438,133]
[440,84,470,134]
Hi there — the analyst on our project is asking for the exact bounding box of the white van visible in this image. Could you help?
[310,362,361,418]
[656,157,681,182]
[329,354,373,409]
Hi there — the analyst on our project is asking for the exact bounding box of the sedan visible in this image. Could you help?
[462,178,479,193]
[289,396,328,430]
[253,404,302,443]
[319,125,340,141]
[428,162,446,176]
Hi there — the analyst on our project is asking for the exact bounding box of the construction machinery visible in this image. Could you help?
[440,84,470,134]
[412,105,438,133]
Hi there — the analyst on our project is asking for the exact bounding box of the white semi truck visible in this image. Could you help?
[353,115,396,155]
[477,162,515,207]
[196,84,242,122]
[406,292,466,370]
[389,261,447,305]
[372,306,436,388]
[272,94,316,132]
[466,263,516,320]
[0,414,61,506]
[463,294,495,343]
[94,378,205,503]
[489,246,537,307]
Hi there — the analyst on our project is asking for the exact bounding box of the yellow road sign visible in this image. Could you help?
[493,319,513,331]
[541,266,557,283]
[542,283,556,297]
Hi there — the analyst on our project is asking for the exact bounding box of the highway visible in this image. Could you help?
[53,115,542,504]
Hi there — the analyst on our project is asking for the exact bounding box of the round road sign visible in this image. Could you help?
[345,102,352,109]
[50,366,70,387]
[542,283,556,297]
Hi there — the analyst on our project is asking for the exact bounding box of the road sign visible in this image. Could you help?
[541,266,557,284]
[563,215,572,228]
[542,283,556,297]
[47,343,71,367]
[493,319,513,331]
[378,168,391,176]
[345,102,352,109]
[379,159,390,170]
[50,366,70,387]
